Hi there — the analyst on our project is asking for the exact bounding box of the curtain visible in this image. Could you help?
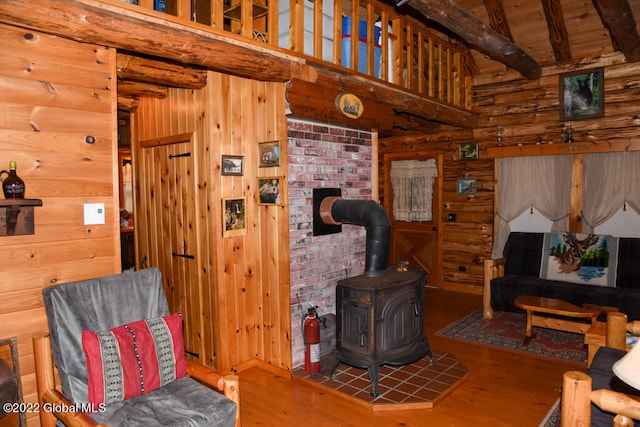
[390,159,437,222]
[493,155,572,258]
[582,151,640,232]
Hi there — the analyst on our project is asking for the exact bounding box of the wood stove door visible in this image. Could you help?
[337,297,373,357]
[383,153,443,287]
[378,291,423,352]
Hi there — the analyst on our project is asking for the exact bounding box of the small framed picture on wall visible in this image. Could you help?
[221,155,244,176]
[459,143,479,160]
[258,140,280,167]
[222,197,246,237]
[457,178,477,195]
[257,177,282,205]
[560,67,604,121]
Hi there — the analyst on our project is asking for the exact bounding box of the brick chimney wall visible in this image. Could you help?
[287,118,374,368]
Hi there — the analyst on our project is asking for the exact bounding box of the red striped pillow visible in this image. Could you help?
[82,312,187,406]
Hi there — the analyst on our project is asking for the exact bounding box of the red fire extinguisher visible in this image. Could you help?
[303,306,321,374]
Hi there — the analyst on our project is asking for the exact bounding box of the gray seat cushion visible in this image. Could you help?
[90,377,236,427]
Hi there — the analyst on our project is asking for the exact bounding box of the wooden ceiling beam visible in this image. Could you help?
[117,81,168,99]
[297,64,480,128]
[482,0,513,40]
[541,0,572,62]
[117,53,208,89]
[398,0,541,79]
[0,0,299,82]
[591,0,640,62]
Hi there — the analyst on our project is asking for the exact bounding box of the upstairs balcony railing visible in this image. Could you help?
[124,0,473,110]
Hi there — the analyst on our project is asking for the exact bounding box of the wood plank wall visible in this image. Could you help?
[379,52,640,293]
[131,72,291,372]
[0,24,120,426]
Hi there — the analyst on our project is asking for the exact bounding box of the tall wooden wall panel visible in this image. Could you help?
[132,72,290,372]
[379,52,640,293]
[0,24,119,426]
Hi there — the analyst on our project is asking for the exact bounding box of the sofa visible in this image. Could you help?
[483,232,640,321]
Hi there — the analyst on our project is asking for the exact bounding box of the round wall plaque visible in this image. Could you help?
[335,93,363,119]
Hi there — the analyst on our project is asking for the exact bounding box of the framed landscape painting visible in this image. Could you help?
[221,155,244,176]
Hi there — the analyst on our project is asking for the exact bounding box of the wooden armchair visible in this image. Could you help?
[561,312,640,426]
[483,257,505,319]
[34,267,240,427]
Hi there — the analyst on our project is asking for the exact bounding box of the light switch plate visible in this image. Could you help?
[84,203,105,225]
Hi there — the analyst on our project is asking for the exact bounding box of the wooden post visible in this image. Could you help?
[222,375,241,427]
[561,371,591,427]
[606,312,628,351]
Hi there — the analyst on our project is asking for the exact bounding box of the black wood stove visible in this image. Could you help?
[319,196,432,396]
[336,268,430,396]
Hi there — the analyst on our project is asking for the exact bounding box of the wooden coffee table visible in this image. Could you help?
[513,296,618,345]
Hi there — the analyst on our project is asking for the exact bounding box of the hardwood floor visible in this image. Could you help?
[238,288,583,426]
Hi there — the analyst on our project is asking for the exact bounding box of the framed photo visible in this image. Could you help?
[457,178,477,195]
[221,155,244,176]
[257,177,282,205]
[222,197,246,237]
[459,143,479,160]
[258,140,280,167]
[560,67,604,121]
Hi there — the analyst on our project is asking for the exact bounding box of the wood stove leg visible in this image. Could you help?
[424,337,433,363]
[328,360,341,381]
[367,364,380,397]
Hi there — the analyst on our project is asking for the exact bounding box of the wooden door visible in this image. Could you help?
[383,152,443,287]
[138,133,202,358]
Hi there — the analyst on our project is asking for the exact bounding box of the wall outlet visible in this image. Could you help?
[84,203,105,225]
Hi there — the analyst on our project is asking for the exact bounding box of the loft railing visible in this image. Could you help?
[123,0,473,110]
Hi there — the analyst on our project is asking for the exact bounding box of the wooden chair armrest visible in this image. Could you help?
[42,389,105,427]
[561,371,640,426]
[186,360,240,427]
[33,332,104,427]
[591,389,640,421]
[628,320,640,335]
[482,257,505,320]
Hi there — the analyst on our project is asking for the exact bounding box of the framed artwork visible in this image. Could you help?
[257,177,282,205]
[459,143,479,160]
[222,197,246,237]
[258,140,280,167]
[457,178,477,195]
[221,155,244,176]
[560,67,604,121]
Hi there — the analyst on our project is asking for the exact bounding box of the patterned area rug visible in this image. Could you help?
[436,309,587,364]
[539,397,560,427]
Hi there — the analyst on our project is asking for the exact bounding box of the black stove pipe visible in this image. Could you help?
[319,197,390,276]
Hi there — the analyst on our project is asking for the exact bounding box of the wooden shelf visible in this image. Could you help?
[486,139,640,158]
[0,198,43,208]
[0,198,43,236]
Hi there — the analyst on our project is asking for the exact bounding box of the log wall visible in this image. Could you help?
[379,52,640,292]
[131,72,291,372]
[0,24,119,426]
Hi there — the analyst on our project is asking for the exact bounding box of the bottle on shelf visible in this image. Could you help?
[1,161,25,199]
